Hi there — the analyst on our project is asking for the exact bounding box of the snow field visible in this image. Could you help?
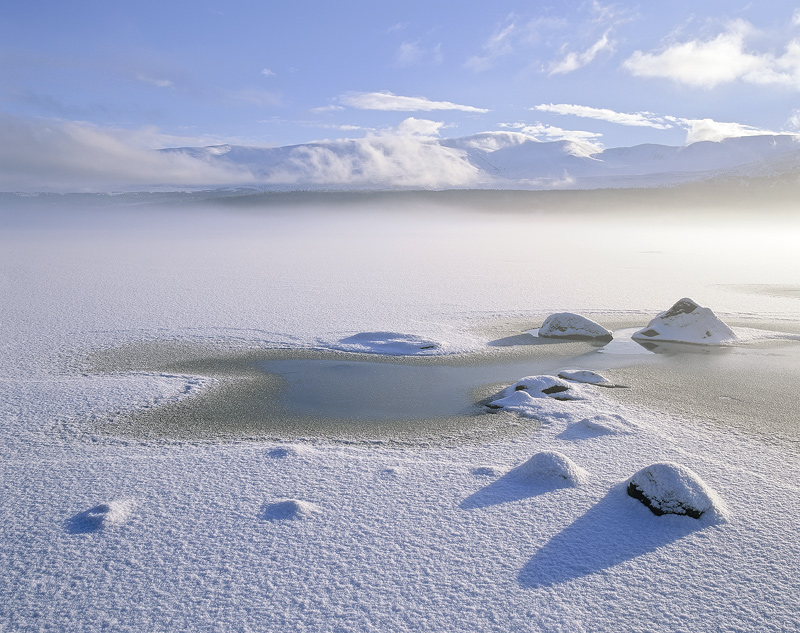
[2,197,800,631]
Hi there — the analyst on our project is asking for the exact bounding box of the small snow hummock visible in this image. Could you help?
[508,451,588,486]
[68,500,133,532]
[557,369,611,385]
[263,499,322,521]
[575,413,637,436]
[626,462,727,520]
[333,331,441,355]
[632,298,737,345]
[537,313,613,340]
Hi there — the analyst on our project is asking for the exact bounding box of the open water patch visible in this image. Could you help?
[88,339,619,443]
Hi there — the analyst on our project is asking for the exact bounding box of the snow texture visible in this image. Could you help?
[632,297,737,345]
[538,313,613,340]
[627,462,727,521]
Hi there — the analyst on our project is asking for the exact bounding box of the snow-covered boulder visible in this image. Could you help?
[538,313,613,340]
[509,451,588,486]
[632,298,736,345]
[626,462,726,519]
[493,375,588,403]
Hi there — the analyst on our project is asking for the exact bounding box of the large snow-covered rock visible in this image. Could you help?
[538,313,612,340]
[632,298,736,345]
[509,451,588,486]
[626,462,726,519]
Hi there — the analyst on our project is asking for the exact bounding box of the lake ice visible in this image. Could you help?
[1,190,799,632]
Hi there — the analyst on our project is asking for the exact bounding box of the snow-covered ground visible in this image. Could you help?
[1,192,800,631]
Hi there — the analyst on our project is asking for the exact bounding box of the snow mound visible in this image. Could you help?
[627,462,727,520]
[558,369,611,385]
[333,331,442,355]
[499,375,590,401]
[68,500,133,533]
[575,413,637,436]
[266,445,313,459]
[508,451,588,486]
[538,313,612,340]
[632,298,737,345]
[263,499,322,521]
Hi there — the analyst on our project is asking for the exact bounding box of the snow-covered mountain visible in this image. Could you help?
[160,133,800,190]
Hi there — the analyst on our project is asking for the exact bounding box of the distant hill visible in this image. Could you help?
[160,132,800,190]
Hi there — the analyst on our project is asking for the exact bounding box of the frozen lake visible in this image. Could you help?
[1,189,800,632]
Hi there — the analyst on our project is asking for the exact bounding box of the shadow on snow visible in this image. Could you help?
[517,483,714,588]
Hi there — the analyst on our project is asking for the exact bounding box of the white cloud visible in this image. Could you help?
[381,117,445,138]
[679,118,777,143]
[532,103,672,129]
[531,101,780,144]
[0,115,256,192]
[338,91,489,113]
[519,122,603,146]
[548,31,615,75]
[261,68,276,77]
[134,72,174,89]
[793,9,800,26]
[786,109,800,130]
[623,19,800,88]
[311,105,345,113]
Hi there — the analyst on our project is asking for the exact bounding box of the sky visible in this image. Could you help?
[2,1,800,189]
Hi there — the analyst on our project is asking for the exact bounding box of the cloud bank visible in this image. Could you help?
[264,137,479,188]
[0,115,257,191]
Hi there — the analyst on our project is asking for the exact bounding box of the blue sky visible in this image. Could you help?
[2,1,800,188]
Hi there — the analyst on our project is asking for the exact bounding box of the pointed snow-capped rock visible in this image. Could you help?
[632,298,736,345]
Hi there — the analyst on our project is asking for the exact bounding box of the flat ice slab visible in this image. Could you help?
[632,298,736,345]
[538,313,613,340]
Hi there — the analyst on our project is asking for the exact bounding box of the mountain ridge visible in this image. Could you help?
[159,133,800,190]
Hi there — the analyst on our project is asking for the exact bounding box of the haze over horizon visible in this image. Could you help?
[3,1,800,190]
